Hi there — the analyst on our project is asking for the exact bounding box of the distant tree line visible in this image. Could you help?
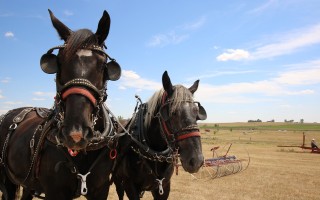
[248,119,305,123]
[248,119,262,122]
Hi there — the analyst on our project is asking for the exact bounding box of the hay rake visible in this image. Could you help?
[190,143,250,180]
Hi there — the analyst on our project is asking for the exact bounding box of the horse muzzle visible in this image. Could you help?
[177,136,204,173]
[180,154,204,173]
[59,126,93,150]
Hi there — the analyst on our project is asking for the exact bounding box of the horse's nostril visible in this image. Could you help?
[70,131,83,143]
[189,158,195,167]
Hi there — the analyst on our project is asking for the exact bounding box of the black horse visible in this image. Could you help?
[0,9,128,200]
[114,71,206,200]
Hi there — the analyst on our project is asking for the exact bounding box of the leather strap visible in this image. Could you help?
[176,131,201,141]
[62,87,97,106]
[13,107,34,123]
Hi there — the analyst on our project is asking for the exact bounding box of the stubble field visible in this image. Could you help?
[105,122,320,200]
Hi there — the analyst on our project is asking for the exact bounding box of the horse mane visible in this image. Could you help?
[144,85,194,130]
[63,29,99,62]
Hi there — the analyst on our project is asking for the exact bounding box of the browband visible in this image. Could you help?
[46,44,115,61]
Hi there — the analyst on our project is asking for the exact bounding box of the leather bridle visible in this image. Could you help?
[157,91,201,144]
[50,44,110,127]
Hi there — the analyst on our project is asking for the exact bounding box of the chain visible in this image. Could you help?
[22,121,50,183]
[0,122,17,166]
[130,145,174,163]
[22,124,43,183]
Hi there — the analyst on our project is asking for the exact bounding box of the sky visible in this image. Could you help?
[1,0,320,123]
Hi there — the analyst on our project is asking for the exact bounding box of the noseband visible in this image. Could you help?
[158,92,201,143]
[59,79,104,107]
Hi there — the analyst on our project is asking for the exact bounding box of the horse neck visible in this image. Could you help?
[144,107,168,151]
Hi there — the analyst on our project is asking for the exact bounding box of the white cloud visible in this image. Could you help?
[279,104,292,109]
[273,65,320,85]
[181,16,206,31]
[64,10,74,16]
[194,59,320,103]
[216,49,250,61]
[4,101,23,105]
[201,81,283,96]
[285,89,314,95]
[272,60,320,94]
[0,77,10,83]
[32,91,55,101]
[33,91,55,97]
[122,70,140,79]
[248,0,278,14]
[147,16,205,47]
[0,109,9,114]
[147,31,189,47]
[32,98,46,101]
[217,23,320,61]
[195,80,312,104]
[4,32,14,38]
[187,70,255,81]
[252,24,320,60]
[119,70,161,91]
[118,86,126,90]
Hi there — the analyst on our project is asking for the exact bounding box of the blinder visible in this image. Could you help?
[105,60,121,81]
[40,53,59,74]
[196,102,207,120]
[39,44,121,81]
[40,45,65,74]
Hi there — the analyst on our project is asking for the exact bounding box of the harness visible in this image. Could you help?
[129,101,176,163]
[126,93,202,196]
[0,105,125,199]
[0,107,53,183]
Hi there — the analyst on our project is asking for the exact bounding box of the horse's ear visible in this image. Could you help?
[189,80,199,94]
[48,9,72,41]
[95,10,111,45]
[162,71,174,96]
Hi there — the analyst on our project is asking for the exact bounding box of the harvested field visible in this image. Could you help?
[105,123,320,200]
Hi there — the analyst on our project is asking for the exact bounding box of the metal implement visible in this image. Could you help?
[189,143,250,180]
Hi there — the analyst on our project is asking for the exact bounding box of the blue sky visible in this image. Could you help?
[1,0,320,123]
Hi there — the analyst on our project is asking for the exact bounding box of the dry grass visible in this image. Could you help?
[105,123,320,200]
[8,123,320,199]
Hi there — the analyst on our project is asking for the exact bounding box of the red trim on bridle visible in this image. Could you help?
[62,87,97,106]
[177,131,201,141]
[160,91,200,141]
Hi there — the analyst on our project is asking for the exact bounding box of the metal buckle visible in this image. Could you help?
[9,123,17,130]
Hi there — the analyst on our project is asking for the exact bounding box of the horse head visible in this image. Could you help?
[40,10,121,150]
[158,71,206,173]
